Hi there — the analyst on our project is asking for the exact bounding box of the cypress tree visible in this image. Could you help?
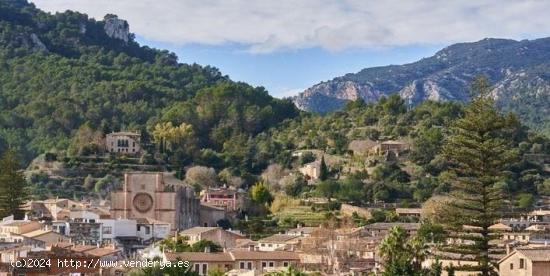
[319,155,329,181]
[437,76,518,275]
[0,150,29,219]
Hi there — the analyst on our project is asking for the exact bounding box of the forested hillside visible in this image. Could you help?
[1,1,548,208]
[0,0,298,163]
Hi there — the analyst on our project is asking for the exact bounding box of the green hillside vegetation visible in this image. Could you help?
[0,0,298,166]
[257,94,549,209]
[0,1,548,219]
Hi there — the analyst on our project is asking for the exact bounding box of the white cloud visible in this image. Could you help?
[274,87,305,98]
[30,0,550,53]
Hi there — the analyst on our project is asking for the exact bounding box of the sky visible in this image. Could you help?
[30,0,550,98]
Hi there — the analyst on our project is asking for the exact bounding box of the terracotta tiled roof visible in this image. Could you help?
[52,242,73,249]
[518,247,550,262]
[180,227,219,235]
[166,252,233,262]
[22,229,55,238]
[85,247,120,257]
[230,250,300,261]
[258,234,299,243]
[3,220,36,227]
[71,245,97,253]
[488,223,512,231]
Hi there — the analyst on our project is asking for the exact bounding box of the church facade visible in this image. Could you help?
[111,172,200,230]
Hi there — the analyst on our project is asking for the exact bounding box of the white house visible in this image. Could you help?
[136,218,170,242]
[97,219,137,243]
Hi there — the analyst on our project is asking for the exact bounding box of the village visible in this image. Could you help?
[0,131,549,276]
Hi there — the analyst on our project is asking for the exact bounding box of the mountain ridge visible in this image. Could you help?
[293,37,550,135]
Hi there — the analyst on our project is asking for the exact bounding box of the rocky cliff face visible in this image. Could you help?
[104,15,130,43]
[293,37,550,132]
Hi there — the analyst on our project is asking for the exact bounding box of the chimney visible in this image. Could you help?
[204,246,211,253]
[506,243,511,255]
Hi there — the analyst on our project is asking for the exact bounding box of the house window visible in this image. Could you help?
[268,262,274,267]
[510,263,513,270]
[103,226,112,234]
[283,262,289,267]
[240,262,245,269]
[519,258,525,269]
[201,264,208,275]
[247,262,252,270]
[262,262,267,268]
[194,263,200,272]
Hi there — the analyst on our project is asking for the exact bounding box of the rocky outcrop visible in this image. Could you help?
[103,15,129,43]
[294,81,381,113]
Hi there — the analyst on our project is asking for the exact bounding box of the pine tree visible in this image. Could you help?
[0,150,29,219]
[437,76,518,275]
[319,155,329,181]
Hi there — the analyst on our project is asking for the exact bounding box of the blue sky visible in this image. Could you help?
[138,37,444,97]
[31,0,550,98]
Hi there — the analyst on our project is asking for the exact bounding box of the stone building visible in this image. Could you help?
[105,131,141,154]
[498,247,550,276]
[202,187,242,211]
[111,172,199,230]
[299,161,320,181]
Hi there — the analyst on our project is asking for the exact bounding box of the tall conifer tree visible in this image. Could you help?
[0,150,29,219]
[438,76,518,275]
[319,155,329,181]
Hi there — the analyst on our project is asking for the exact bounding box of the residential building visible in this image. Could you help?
[299,161,320,181]
[0,220,41,241]
[136,218,171,242]
[258,234,301,251]
[371,140,409,157]
[286,226,319,237]
[202,187,241,211]
[97,218,137,244]
[68,221,102,245]
[105,131,141,154]
[180,227,244,249]
[21,229,70,248]
[498,247,550,276]
[395,208,422,218]
[165,250,300,276]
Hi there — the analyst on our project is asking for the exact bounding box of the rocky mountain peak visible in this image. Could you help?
[103,14,130,43]
[293,37,550,132]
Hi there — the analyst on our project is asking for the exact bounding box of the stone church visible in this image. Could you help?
[111,172,200,230]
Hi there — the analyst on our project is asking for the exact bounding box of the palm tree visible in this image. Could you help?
[408,235,429,271]
[378,226,413,275]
